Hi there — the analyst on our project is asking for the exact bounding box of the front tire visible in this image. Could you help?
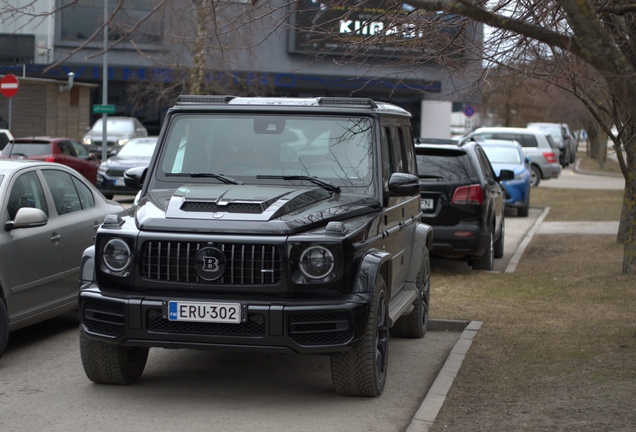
[80,329,149,384]
[331,275,389,397]
[0,300,9,359]
[391,250,430,339]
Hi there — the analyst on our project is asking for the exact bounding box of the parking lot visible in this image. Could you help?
[0,193,552,432]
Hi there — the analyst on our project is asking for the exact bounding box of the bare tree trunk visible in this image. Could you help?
[188,0,210,95]
[622,180,636,272]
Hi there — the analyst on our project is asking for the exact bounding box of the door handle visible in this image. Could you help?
[93,221,101,229]
[51,233,61,242]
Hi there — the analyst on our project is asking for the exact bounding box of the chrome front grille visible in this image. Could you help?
[139,241,283,285]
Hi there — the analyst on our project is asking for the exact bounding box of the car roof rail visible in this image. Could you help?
[176,95,237,104]
[317,97,378,109]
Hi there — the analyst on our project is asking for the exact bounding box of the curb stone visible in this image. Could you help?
[504,206,550,274]
[573,157,623,178]
[406,320,482,432]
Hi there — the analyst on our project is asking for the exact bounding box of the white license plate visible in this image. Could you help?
[422,198,434,210]
[168,301,241,324]
[115,177,126,187]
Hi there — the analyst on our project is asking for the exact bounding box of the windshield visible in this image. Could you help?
[117,138,158,158]
[158,114,374,188]
[482,146,521,164]
[91,118,135,133]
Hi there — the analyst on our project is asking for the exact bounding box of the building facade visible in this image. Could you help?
[0,0,483,138]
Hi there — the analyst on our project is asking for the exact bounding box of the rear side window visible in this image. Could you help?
[2,143,51,156]
[517,134,538,148]
[416,151,476,181]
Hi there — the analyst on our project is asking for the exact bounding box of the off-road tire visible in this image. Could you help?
[80,329,149,384]
[494,219,505,259]
[390,250,430,339]
[530,165,541,187]
[0,300,9,359]
[473,230,494,270]
[331,276,389,397]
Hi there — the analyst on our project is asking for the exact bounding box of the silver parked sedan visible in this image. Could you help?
[0,160,123,358]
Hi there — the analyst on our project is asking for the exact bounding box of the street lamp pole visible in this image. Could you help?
[101,0,109,162]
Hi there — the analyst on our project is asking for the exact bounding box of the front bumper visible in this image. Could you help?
[96,173,138,196]
[79,286,371,354]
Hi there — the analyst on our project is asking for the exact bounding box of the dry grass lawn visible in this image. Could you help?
[429,189,636,431]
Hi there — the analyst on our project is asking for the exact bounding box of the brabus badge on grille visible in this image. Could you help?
[194,247,226,281]
[212,212,224,218]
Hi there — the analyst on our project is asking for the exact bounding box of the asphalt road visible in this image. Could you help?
[0,312,460,432]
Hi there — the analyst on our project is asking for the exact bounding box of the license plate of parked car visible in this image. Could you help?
[168,301,241,323]
[115,177,126,186]
[422,198,434,210]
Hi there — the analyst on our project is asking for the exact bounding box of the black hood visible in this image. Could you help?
[134,184,380,235]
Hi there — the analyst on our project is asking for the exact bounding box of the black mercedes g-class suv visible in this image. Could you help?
[78,96,432,397]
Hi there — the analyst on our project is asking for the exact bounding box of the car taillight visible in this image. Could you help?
[543,152,558,163]
[452,184,483,205]
[44,157,55,162]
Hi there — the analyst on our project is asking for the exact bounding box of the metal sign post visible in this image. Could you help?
[102,0,109,161]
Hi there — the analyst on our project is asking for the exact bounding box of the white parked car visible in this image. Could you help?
[82,117,148,159]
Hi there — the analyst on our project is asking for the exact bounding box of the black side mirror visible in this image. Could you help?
[124,166,147,189]
[498,169,515,182]
[387,173,421,197]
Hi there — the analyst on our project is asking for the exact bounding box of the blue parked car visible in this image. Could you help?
[479,139,531,217]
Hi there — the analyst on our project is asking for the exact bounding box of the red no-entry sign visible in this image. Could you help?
[1,74,20,98]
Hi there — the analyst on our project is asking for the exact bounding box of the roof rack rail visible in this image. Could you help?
[176,95,237,104]
[317,97,378,109]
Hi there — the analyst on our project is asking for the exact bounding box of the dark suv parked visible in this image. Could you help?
[78,96,432,397]
[415,141,512,270]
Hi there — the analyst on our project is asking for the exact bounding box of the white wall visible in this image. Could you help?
[419,100,452,139]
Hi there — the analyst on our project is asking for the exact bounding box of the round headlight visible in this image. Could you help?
[118,139,128,146]
[83,138,92,145]
[299,246,334,280]
[103,238,131,272]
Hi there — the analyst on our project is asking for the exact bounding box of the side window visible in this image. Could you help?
[475,147,495,180]
[72,176,96,209]
[71,140,89,158]
[58,141,77,157]
[518,134,538,148]
[7,171,49,220]
[390,126,405,173]
[402,125,416,175]
[42,170,83,215]
[381,126,392,190]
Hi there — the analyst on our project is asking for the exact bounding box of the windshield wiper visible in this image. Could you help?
[257,175,341,194]
[165,172,243,185]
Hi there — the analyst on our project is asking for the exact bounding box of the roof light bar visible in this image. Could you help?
[176,95,237,104]
[317,97,378,109]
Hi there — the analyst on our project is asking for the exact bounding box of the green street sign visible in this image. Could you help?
[93,104,116,114]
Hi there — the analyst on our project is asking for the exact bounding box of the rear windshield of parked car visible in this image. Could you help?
[1,143,51,156]
[415,151,477,181]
